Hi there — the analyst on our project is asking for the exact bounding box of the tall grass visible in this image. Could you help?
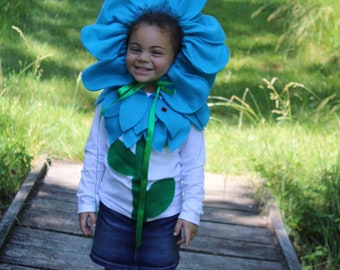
[262,0,339,57]
[247,4,340,267]
[207,76,340,269]
[0,54,93,215]
[0,94,33,213]
[0,0,101,216]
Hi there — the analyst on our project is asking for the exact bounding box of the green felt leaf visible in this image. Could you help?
[107,140,136,176]
[145,178,175,219]
[108,139,175,220]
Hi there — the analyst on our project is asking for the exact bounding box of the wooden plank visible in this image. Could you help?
[204,174,256,193]
[23,194,268,231]
[20,180,78,231]
[36,183,258,213]
[204,188,255,199]
[1,226,283,270]
[198,221,275,245]
[0,227,101,270]
[23,196,77,214]
[205,185,257,196]
[43,160,82,189]
[270,205,300,270]
[204,199,259,212]
[20,207,80,235]
[0,227,283,270]
[202,207,270,227]
[0,157,48,252]
[0,264,38,270]
[177,251,284,270]
[187,235,281,261]
[37,183,77,203]
[20,207,277,256]
[0,160,294,269]
[20,194,272,240]
[204,184,256,197]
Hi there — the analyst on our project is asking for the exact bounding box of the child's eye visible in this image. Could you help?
[129,47,140,53]
[152,50,163,56]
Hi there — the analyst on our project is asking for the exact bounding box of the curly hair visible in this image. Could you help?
[127,11,183,56]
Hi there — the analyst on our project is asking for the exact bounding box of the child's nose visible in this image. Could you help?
[138,51,149,62]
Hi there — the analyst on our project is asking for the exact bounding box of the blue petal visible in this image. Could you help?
[156,100,186,138]
[82,59,132,91]
[181,17,229,74]
[96,0,136,25]
[119,92,152,132]
[133,112,150,136]
[152,121,167,152]
[96,88,118,105]
[105,116,122,144]
[81,24,127,61]
[97,0,206,24]
[122,128,142,149]
[167,119,191,151]
[164,65,210,113]
[169,0,206,21]
[184,104,210,130]
[98,90,120,117]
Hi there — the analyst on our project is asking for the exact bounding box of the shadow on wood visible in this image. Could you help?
[0,160,299,270]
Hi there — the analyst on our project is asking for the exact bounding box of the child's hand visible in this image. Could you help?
[79,212,96,237]
[174,219,198,247]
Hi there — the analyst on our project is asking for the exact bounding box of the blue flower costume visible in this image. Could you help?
[80,0,229,252]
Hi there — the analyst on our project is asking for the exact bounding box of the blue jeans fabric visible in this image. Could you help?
[90,202,180,270]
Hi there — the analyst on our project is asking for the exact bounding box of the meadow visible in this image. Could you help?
[1,0,339,268]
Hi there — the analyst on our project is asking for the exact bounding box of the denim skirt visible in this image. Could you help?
[90,202,180,270]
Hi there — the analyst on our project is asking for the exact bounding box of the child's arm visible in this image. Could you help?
[77,104,108,235]
[176,126,206,246]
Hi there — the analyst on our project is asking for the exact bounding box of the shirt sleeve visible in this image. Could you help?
[178,126,206,225]
[77,103,108,213]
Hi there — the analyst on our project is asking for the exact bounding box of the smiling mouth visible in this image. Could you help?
[135,66,152,72]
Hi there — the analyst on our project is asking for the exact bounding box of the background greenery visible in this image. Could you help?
[1,0,339,269]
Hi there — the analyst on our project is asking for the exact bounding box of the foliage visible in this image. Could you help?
[0,0,100,218]
[253,144,340,270]
[258,0,340,57]
[0,143,32,214]
[208,77,340,269]
[0,94,33,217]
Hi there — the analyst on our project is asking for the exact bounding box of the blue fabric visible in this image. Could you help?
[100,90,193,152]
[81,0,229,151]
[91,202,180,270]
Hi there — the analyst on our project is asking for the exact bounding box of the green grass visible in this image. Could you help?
[1,0,340,268]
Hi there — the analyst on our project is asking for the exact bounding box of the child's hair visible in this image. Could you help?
[127,11,183,56]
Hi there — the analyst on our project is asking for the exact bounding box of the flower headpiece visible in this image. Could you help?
[81,0,229,151]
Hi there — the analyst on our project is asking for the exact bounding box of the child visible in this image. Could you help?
[77,0,229,269]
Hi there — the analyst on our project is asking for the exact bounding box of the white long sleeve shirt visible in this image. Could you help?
[77,103,206,225]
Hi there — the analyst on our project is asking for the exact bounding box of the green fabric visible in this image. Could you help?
[107,139,137,176]
[107,137,175,247]
[107,126,175,247]
[105,81,176,247]
[145,178,175,218]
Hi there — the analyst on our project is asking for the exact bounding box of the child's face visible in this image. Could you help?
[126,24,175,89]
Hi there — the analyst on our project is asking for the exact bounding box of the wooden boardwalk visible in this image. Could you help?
[0,159,300,270]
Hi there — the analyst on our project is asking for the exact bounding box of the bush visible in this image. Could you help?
[0,113,32,217]
[0,142,32,209]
